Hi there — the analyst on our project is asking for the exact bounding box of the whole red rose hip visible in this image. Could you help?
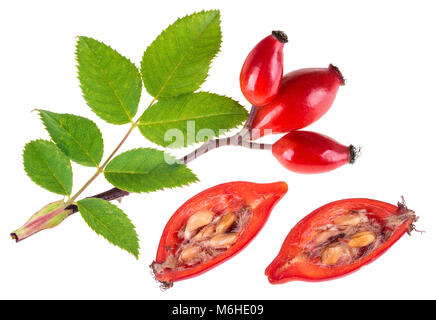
[240,31,288,106]
[251,64,345,138]
[272,130,357,174]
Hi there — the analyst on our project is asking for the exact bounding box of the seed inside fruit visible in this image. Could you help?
[333,214,361,226]
[321,244,344,265]
[192,224,216,241]
[180,246,202,262]
[209,233,238,249]
[290,254,306,264]
[184,210,215,239]
[216,212,237,233]
[348,231,376,248]
[314,230,338,244]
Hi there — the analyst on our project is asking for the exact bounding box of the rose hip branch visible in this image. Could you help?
[12,15,419,287]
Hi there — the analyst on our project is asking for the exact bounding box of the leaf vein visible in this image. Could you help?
[81,38,133,122]
[138,111,246,126]
[151,13,219,100]
[34,147,69,194]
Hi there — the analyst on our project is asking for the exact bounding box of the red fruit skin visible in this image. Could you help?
[152,181,288,285]
[272,131,351,174]
[265,198,416,283]
[251,64,345,138]
[240,32,286,106]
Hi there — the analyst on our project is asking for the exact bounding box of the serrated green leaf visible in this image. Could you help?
[38,110,104,167]
[76,36,142,124]
[23,140,73,195]
[138,92,248,148]
[104,148,198,193]
[141,10,221,98]
[77,198,139,258]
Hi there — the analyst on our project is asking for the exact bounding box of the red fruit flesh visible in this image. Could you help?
[240,31,287,106]
[151,181,288,288]
[251,64,345,138]
[272,131,354,174]
[266,198,417,283]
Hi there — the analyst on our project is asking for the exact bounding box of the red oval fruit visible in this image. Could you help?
[151,181,288,288]
[240,31,287,106]
[251,64,345,138]
[272,130,357,174]
[266,198,418,283]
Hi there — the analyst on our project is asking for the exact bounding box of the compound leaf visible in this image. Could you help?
[23,140,73,195]
[77,198,139,258]
[39,110,104,167]
[138,92,248,148]
[104,148,198,193]
[76,36,142,124]
[141,10,221,98]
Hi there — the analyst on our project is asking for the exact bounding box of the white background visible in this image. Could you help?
[1,0,435,299]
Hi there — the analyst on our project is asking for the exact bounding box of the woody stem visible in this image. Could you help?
[67,131,270,213]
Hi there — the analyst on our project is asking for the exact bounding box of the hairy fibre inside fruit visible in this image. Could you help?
[294,203,417,267]
[152,204,253,275]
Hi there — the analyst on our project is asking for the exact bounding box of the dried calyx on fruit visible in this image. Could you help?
[266,198,418,283]
[151,181,288,289]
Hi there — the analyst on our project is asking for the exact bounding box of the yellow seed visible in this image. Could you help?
[184,210,214,239]
[215,212,237,233]
[333,214,361,226]
[180,246,202,262]
[290,254,306,264]
[348,231,376,248]
[192,224,216,241]
[321,244,344,265]
[314,230,337,244]
[209,233,238,249]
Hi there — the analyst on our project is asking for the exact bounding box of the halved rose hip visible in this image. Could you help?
[151,181,288,288]
[266,198,418,283]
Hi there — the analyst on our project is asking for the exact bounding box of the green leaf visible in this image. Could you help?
[23,140,73,195]
[38,110,104,167]
[76,36,142,124]
[104,148,198,193]
[77,198,139,258]
[138,92,248,148]
[141,10,221,98]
